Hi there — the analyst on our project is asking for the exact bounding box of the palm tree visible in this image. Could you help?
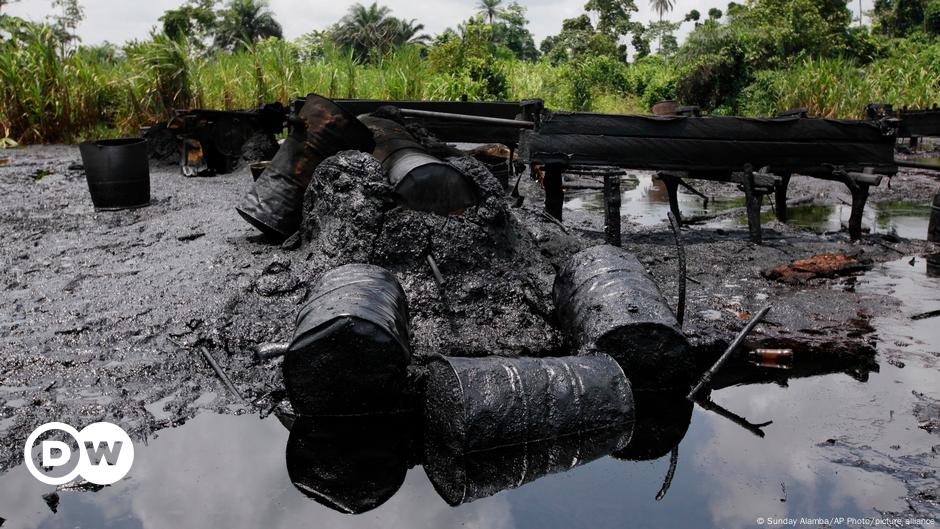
[332,3,427,60]
[477,0,504,24]
[650,0,675,21]
[214,0,283,51]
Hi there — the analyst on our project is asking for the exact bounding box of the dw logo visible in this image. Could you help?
[24,422,135,486]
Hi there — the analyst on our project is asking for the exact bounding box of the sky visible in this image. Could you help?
[4,0,874,48]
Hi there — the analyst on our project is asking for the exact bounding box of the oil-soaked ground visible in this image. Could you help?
[1,144,939,528]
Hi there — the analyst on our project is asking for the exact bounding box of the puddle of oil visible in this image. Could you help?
[563,174,932,239]
[564,173,742,226]
[0,258,938,528]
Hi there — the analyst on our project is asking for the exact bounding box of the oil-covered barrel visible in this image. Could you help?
[423,354,634,454]
[286,414,414,514]
[360,115,479,215]
[78,138,150,210]
[553,244,693,390]
[612,390,693,461]
[283,264,411,416]
[928,252,940,278]
[929,192,940,243]
[424,425,630,506]
[236,93,374,239]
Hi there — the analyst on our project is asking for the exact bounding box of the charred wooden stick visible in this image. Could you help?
[694,396,773,438]
[604,173,622,246]
[687,305,772,400]
[667,212,687,328]
[427,254,445,290]
[655,447,679,501]
[199,346,247,403]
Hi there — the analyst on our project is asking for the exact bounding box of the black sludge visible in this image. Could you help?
[236,93,374,239]
[360,115,479,215]
[424,426,630,506]
[553,244,693,390]
[283,264,411,416]
[286,415,414,514]
[423,354,634,454]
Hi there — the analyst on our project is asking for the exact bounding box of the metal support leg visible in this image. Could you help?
[775,173,791,223]
[544,164,564,221]
[742,165,763,245]
[846,181,870,241]
[659,173,683,227]
[604,173,622,247]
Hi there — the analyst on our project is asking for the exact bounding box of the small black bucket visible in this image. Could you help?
[78,138,150,210]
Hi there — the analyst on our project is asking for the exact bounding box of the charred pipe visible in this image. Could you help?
[423,354,634,455]
[424,425,629,506]
[283,264,411,416]
[553,245,694,390]
[360,115,479,215]
[236,93,374,239]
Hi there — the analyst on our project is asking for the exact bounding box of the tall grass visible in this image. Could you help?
[2,19,940,144]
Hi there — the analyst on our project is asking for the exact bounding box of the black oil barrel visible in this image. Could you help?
[286,414,414,514]
[423,354,634,454]
[424,425,630,506]
[283,264,411,416]
[612,390,693,461]
[78,138,150,210]
[360,116,479,215]
[553,244,693,390]
[929,192,940,243]
[236,93,374,239]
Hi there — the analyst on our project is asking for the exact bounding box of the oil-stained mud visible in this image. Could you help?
[1,142,940,527]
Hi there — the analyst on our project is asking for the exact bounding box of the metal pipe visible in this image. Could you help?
[687,305,772,401]
[398,108,535,129]
[895,160,940,171]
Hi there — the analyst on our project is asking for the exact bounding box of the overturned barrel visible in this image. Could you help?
[424,354,634,454]
[360,115,479,215]
[425,425,629,506]
[283,264,411,416]
[236,94,374,239]
[553,244,693,390]
[612,390,694,462]
[286,414,415,514]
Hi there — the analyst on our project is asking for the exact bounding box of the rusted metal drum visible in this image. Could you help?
[553,244,693,390]
[929,192,940,243]
[286,414,414,514]
[652,100,678,116]
[423,354,634,454]
[360,115,479,215]
[424,425,630,506]
[78,138,150,210]
[283,264,411,416]
[236,94,374,239]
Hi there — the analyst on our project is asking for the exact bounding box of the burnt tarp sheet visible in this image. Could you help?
[424,426,630,506]
[553,245,693,390]
[898,109,940,138]
[283,264,411,416]
[525,111,896,173]
[423,354,634,455]
[336,99,528,145]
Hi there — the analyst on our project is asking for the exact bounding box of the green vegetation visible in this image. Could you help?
[1,0,940,144]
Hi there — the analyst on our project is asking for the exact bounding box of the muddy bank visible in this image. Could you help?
[0,143,938,488]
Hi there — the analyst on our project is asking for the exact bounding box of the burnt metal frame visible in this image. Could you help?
[522,111,897,244]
